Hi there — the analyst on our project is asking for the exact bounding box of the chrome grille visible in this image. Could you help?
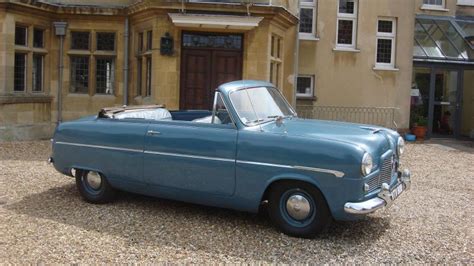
[366,155,396,192]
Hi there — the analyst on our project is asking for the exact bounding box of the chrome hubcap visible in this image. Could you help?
[286,194,311,220]
[86,171,102,190]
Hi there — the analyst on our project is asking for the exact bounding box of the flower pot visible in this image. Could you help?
[412,126,427,140]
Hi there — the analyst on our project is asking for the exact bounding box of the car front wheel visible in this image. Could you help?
[75,170,116,203]
[268,181,331,238]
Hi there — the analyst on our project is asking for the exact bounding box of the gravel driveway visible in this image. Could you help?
[0,140,473,263]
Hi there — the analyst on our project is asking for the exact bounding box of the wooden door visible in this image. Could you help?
[180,50,212,110]
[181,50,242,110]
[211,51,243,94]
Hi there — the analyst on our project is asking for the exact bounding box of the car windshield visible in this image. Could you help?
[229,86,296,126]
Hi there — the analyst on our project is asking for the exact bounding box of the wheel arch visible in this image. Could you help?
[260,174,331,212]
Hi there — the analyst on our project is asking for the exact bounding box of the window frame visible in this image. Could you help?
[69,55,91,94]
[14,52,27,92]
[296,75,314,98]
[146,30,153,51]
[145,56,152,97]
[299,0,317,39]
[15,25,28,47]
[33,28,45,48]
[375,17,397,69]
[96,32,116,52]
[32,53,44,92]
[422,0,446,9]
[71,31,91,51]
[269,34,283,90]
[95,56,116,95]
[336,0,358,49]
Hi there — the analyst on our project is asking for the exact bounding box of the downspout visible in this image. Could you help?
[123,17,129,106]
[53,22,67,124]
[58,35,64,123]
[292,0,301,109]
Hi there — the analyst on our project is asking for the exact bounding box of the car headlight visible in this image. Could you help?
[397,137,405,156]
[361,153,373,176]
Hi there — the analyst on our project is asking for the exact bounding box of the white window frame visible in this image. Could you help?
[422,0,445,9]
[375,18,396,69]
[296,75,314,98]
[336,0,358,49]
[299,0,317,39]
[457,0,474,6]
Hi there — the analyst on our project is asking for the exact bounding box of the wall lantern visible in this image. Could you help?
[160,32,174,56]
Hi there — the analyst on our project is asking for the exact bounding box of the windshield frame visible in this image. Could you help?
[228,86,297,127]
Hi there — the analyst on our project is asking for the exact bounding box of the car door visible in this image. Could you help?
[143,121,237,196]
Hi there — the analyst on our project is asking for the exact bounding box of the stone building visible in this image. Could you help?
[0,0,473,141]
[0,0,298,140]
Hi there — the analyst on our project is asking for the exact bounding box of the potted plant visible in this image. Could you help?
[412,115,428,140]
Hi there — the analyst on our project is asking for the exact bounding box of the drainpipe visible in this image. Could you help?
[123,18,129,106]
[292,0,301,109]
[53,22,67,124]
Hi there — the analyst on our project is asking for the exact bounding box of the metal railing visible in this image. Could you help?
[297,105,399,129]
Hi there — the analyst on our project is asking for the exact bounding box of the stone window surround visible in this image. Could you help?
[67,29,117,96]
[13,23,48,95]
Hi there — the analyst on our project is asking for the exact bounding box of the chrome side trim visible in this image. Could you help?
[237,160,345,178]
[55,141,143,153]
[55,141,344,177]
[144,150,235,163]
[237,160,293,169]
[293,166,345,178]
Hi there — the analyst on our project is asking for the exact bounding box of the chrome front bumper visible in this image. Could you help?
[344,169,411,215]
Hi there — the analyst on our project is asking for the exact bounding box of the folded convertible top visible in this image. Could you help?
[98,104,165,118]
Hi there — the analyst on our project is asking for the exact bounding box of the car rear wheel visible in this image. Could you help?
[268,181,331,238]
[75,170,116,203]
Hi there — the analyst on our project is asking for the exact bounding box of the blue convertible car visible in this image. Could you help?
[50,80,410,237]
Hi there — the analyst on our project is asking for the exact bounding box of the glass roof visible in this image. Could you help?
[414,16,473,64]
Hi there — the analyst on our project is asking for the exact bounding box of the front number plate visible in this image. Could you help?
[390,183,404,200]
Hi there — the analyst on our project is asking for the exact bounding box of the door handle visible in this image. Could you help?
[147,130,161,136]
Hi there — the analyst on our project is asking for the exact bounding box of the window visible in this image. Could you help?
[296,76,314,98]
[33,28,44,48]
[457,0,474,6]
[270,35,283,88]
[423,0,445,8]
[146,56,152,96]
[137,58,143,96]
[15,26,27,46]
[146,31,153,51]
[32,54,44,92]
[69,30,116,95]
[376,18,396,68]
[71,31,90,50]
[299,0,317,38]
[14,53,26,92]
[96,32,115,51]
[96,58,115,94]
[336,0,358,49]
[13,24,48,94]
[137,30,153,97]
[138,32,144,52]
[70,56,89,94]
